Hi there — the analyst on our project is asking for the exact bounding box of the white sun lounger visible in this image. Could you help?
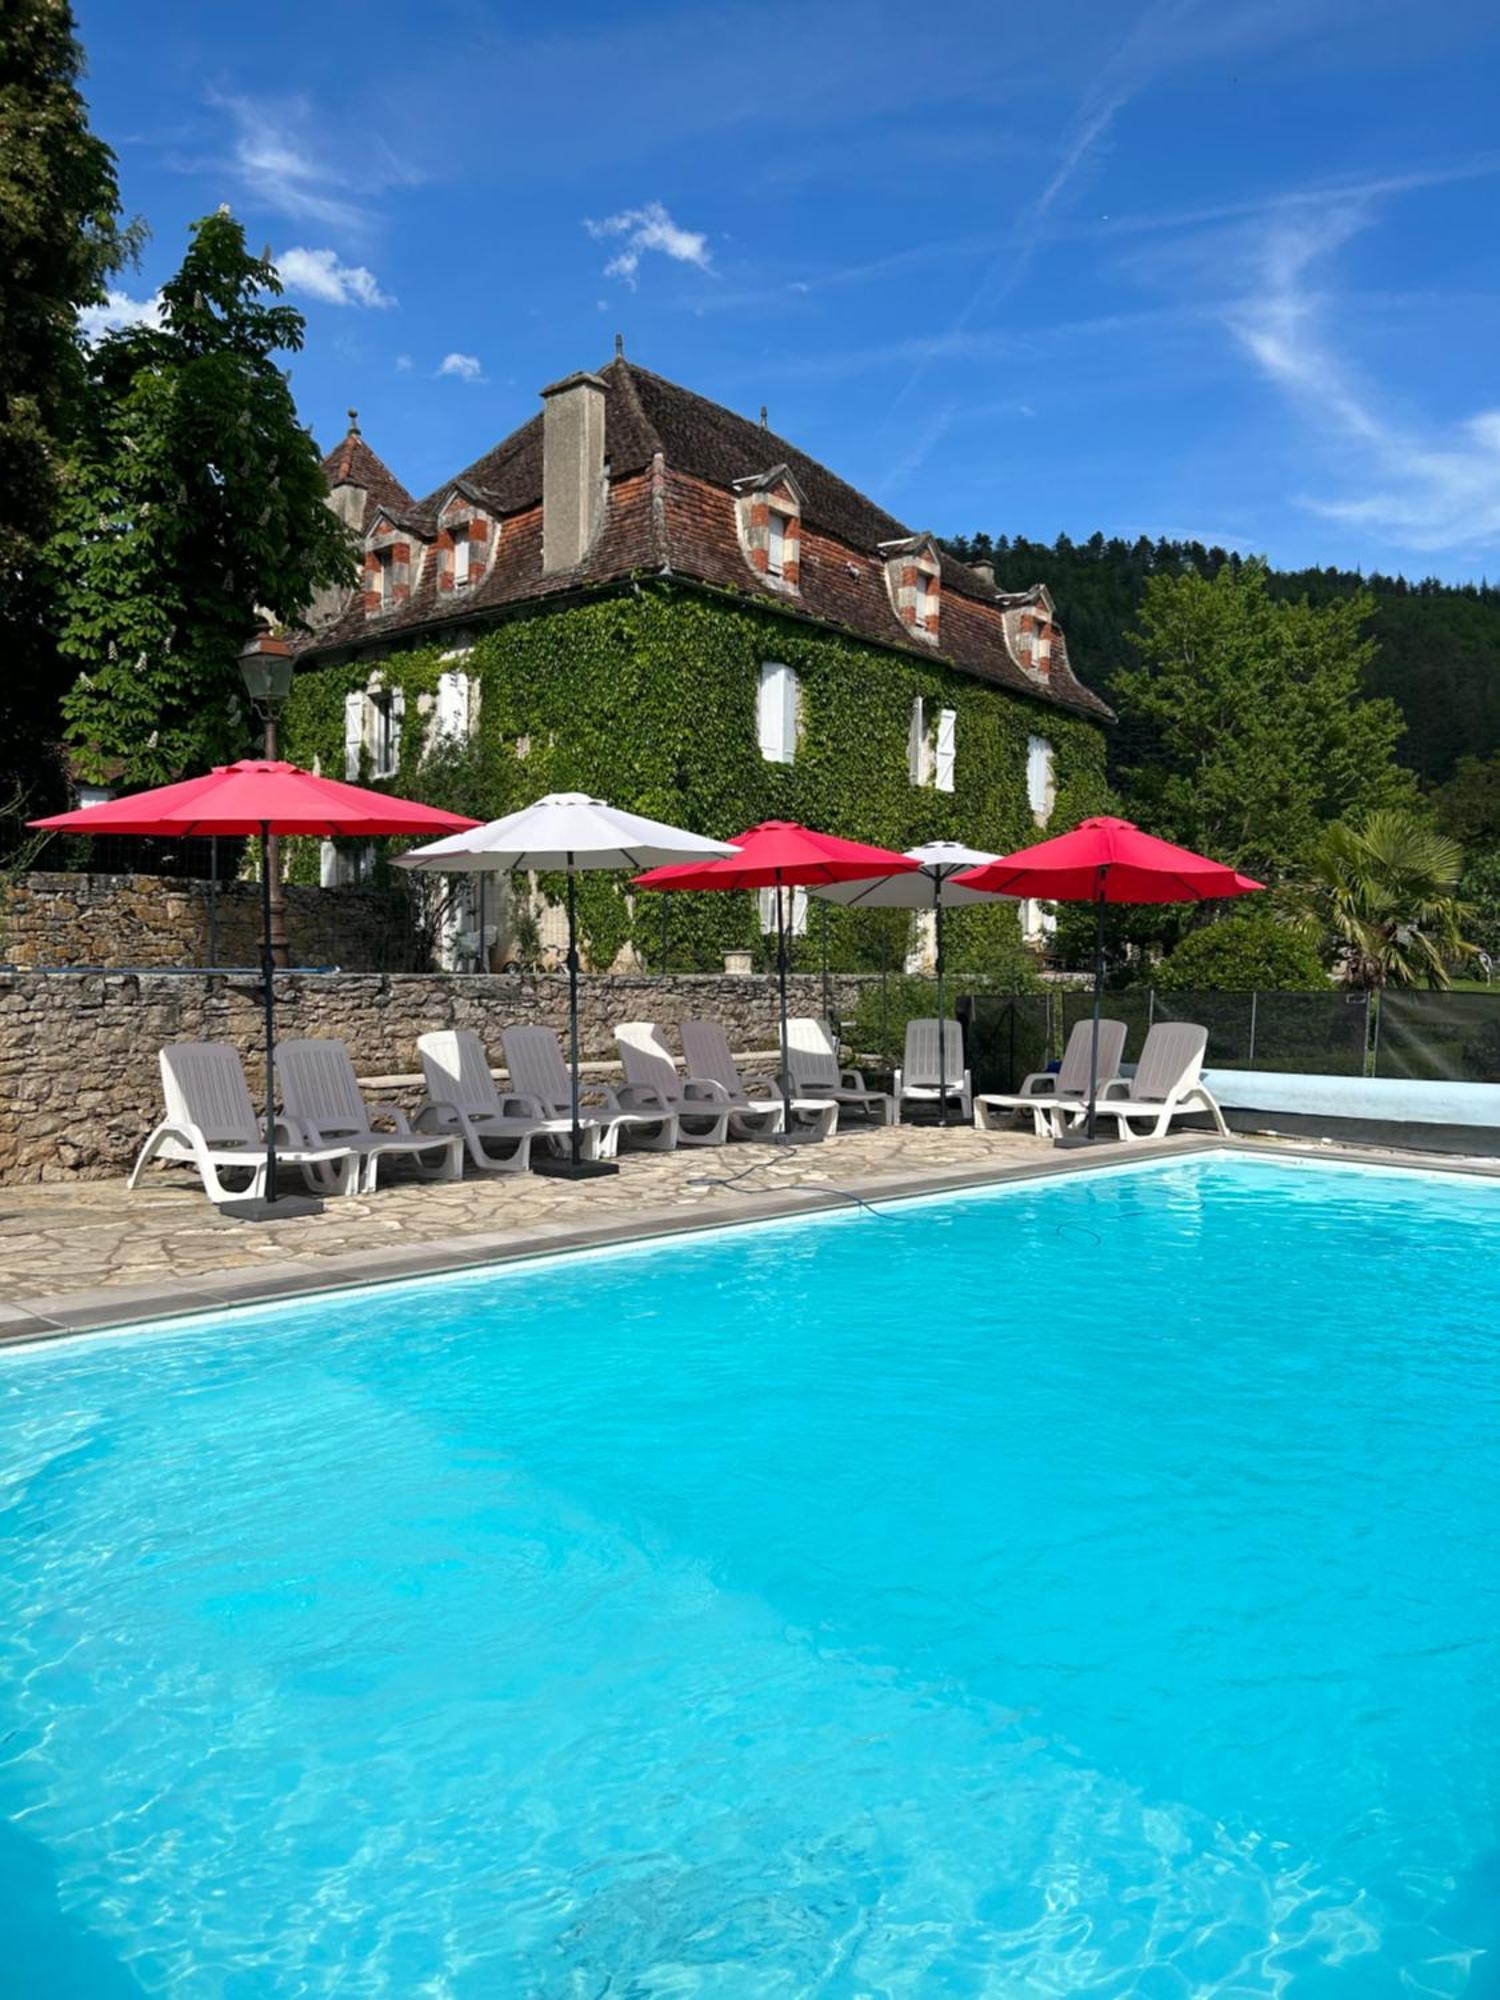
[785,1018,895,1126]
[129,1042,357,1203]
[894,1017,972,1122]
[501,1025,676,1157]
[975,1018,1129,1137]
[678,1020,838,1140]
[1085,1022,1230,1141]
[277,1038,463,1193]
[614,1022,738,1146]
[414,1030,547,1173]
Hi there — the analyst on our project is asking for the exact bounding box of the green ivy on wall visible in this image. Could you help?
[281,582,1112,975]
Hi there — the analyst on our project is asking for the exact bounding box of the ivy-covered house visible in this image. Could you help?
[288,356,1112,971]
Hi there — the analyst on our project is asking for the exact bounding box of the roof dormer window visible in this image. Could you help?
[362,516,412,617]
[733,465,804,596]
[879,534,941,645]
[436,490,490,595]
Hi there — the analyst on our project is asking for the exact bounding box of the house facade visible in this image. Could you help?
[287,356,1112,971]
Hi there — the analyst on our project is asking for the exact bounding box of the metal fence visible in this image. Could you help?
[956,988,1500,1095]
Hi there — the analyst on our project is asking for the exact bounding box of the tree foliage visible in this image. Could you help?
[1110,563,1413,879]
[0,0,136,824]
[1295,810,1473,990]
[1153,909,1327,992]
[53,210,355,785]
[1431,752,1500,848]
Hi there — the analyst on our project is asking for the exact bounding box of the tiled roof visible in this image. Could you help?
[302,361,1112,721]
[319,424,417,534]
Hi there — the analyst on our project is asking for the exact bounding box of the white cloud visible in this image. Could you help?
[78,289,164,342]
[1223,193,1500,552]
[395,353,414,371]
[209,91,419,237]
[275,246,393,308]
[585,200,710,287]
[437,352,485,383]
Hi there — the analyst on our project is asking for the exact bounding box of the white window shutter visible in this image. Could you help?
[908,697,925,784]
[758,662,795,763]
[757,886,777,934]
[343,690,365,780]
[319,839,339,887]
[790,886,808,937]
[435,670,469,741]
[453,532,470,586]
[935,708,956,792]
[1026,734,1055,822]
[389,687,405,770]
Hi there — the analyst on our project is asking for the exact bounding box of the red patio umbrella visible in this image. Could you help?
[33,761,477,1209]
[634,822,921,1138]
[954,817,1262,1141]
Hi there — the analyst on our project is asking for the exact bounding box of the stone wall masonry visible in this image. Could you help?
[1,871,414,973]
[0,968,878,1184]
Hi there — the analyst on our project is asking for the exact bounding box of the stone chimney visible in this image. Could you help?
[540,371,607,575]
[969,560,997,589]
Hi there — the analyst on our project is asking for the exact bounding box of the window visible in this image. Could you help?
[907,697,928,785]
[1026,734,1055,824]
[433,669,471,743]
[767,511,787,580]
[934,707,956,793]
[451,530,471,588]
[320,840,373,887]
[370,692,399,777]
[345,685,404,779]
[374,547,395,607]
[757,660,798,763]
[758,885,808,937]
[916,572,937,633]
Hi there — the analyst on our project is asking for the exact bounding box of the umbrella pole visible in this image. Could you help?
[259,823,279,1204]
[935,887,949,1127]
[820,898,830,1026]
[567,860,581,1169]
[1086,877,1104,1142]
[776,872,793,1113]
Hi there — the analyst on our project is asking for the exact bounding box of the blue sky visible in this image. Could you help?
[76,0,1500,580]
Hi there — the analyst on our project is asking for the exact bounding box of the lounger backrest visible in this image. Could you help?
[417,1030,501,1116]
[1057,1018,1129,1095]
[615,1021,680,1102]
[501,1026,572,1108]
[1129,1022,1207,1102]
[160,1042,260,1145]
[276,1039,366,1126]
[679,1020,740,1095]
[785,1017,840,1089]
[902,1018,965,1088]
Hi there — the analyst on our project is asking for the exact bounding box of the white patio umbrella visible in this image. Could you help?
[398,793,738,1178]
[811,840,1015,1125]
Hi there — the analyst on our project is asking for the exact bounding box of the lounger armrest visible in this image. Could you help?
[1097,1077,1132,1100]
[840,1067,868,1091]
[736,1073,780,1098]
[361,1100,413,1134]
[272,1113,315,1148]
[578,1081,624,1112]
[617,1083,671,1112]
[414,1098,465,1134]
[681,1077,731,1104]
[1017,1071,1057,1096]
[496,1092,549,1122]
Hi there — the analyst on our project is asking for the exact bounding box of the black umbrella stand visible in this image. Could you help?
[1056,866,1110,1150]
[535,859,618,1178]
[934,887,951,1127]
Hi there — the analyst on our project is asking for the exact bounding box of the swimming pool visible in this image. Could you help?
[2,1153,1497,1995]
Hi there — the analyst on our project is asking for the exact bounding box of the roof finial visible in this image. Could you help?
[615,331,624,359]
[759,404,768,430]
[347,407,360,435]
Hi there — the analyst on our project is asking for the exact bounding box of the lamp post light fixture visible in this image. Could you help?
[239,627,296,969]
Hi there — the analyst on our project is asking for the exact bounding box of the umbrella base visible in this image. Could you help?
[216,1194,325,1222]
[1051,1129,1115,1151]
[771,1128,824,1147]
[533,1155,620,1180]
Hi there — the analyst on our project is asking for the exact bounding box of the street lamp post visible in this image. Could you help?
[238,628,295,970]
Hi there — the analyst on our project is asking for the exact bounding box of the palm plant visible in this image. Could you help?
[1296,810,1473,989]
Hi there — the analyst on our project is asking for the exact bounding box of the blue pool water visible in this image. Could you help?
[2,1154,1498,1996]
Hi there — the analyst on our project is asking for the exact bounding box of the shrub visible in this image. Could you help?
[1153,910,1326,992]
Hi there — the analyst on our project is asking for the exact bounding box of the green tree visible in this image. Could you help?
[1431,752,1500,847]
[0,0,137,822]
[1296,809,1473,990]
[54,210,356,785]
[1154,908,1327,992]
[1112,563,1414,878]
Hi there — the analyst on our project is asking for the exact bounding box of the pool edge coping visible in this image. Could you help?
[5,1133,1499,1348]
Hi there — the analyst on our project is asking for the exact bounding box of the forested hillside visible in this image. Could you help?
[943,533,1500,785]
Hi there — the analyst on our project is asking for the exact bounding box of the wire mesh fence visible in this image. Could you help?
[956,987,1500,1093]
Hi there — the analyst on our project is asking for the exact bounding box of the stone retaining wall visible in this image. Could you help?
[0,969,876,1183]
[1,871,412,972]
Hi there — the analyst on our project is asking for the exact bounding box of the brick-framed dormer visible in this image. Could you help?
[999,584,1058,687]
[732,464,804,595]
[433,485,493,596]
[360,512,417,617]
[879,533,942,645]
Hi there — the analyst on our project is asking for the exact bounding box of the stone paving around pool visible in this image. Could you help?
[0,1118,1091,1340]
